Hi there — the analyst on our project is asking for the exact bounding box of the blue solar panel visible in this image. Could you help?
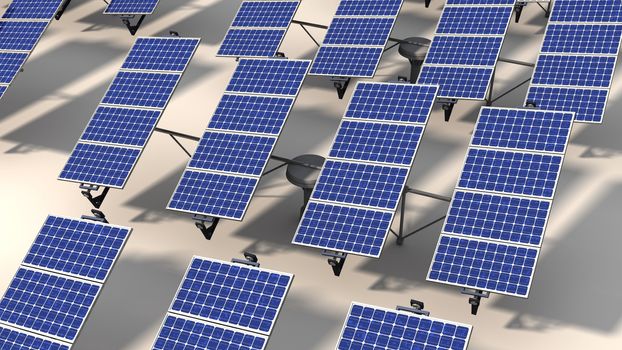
[0,86,7,99]
[526,86,609,124]
[59,142,141,188]
[445,190,551,247]
[458,148,563,199]
[188,131,276,176]
[0,21,47,51]
[323,17,395,46]
[550,0,622,23]
[418,66,493,100]
[426,36,504,66]
[293,202,393,257]
[2,0,63,20]
[447,0,514,4]
[226,59,310,96]
[0,325,70,350]
[22,215,131,283]
[209,94,294,135]
[218,29,287,57]
[168,170,258,220]
[335,0,403,17]
[0,267,100,342]
[122,37,200,72]
[0,52,28,85]
[428,235,539,297]
[345,83,437,123]
[473,107,574,153]
[152,314,268,350]
[436,6,512,35]
[170,257,293,335]
[337,303,472,350]
[311,160,407,210]
[309,46,384,77]
[330,121,424,166]
[101,71,182,109]
[532,55,616,88]
[231,1,299,28]
[80,106,162,147]
[104,0,160,14]
[542,24,622,55]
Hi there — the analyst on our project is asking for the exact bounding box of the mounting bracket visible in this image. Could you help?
[80,184,110,208]
[514,1,527,23]
[424,0,431,8]
[55,0,72,20]
[438,98,457,122]
[331,76,351,100]
[80,209,109,223]
[232,252,260,267]
[461,288,490,315]
[396,299,431,317]
[321,250,347,276]
[193,214,220,240]
[120,14,146,35]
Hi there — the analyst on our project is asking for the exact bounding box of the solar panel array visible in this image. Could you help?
[168,58,310,220]
[104,0,161,15]
[152,257,292,350]
[337,302,472,350]
[417,1,514,100]
[309,0,404,77]
[0,0,61,101]
[59,37,200,188]
[526,0,622,123]
[428,107,574,298]
[218,0,300,57]
[0,215,132,349]
[292,83,438,258]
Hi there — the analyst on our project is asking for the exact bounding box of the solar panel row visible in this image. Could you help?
[427,107,574,297]
[417,1,514,100]
[59,37,200,188]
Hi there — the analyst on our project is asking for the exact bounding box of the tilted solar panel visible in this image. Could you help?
[218,29,287,57]
[335,0,403,17]
[0,21,47,51]
[309,46,384,77]
[447,0,515,4]
[550,0,622,23]
[231,1,299,28]
[0,325,70,350]
[80,106,163,147]
[418,66,494,100]
[122,37,200,72]
[226,59,309,96]
[542,24,622,55]
[208,94,294,135]
[425,36,504,66]
[436,6,512,35]
[102,71,182,109]
[0,52,28,85]
[2,0,64,20]
[532,55,616,88]
[104,0,161,15]
[323,17,396,46]
[526,86,609,123]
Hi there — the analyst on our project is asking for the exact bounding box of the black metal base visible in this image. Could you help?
[425,0,431,8]
[232,252,260,267]
[193,215,220,240]
[461,288,490,315]
[55,0,72,20]
[80,209,108,223]
[322,250,347,276]
[439,99,457,122]
[80,184,110,208]
[331,77,351,99]
[121,15,146,35]
[396,299,431,316]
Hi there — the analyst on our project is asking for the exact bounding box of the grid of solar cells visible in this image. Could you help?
[0,21,47,51]
[436,6,512,35]
[152,315,268,350]
[337,303,472,350]
[550,0,622,23]
[104,0,160,15]
[472,107,573,153]
[59,142,141,188]
[309,46,384,77]
[101,71,181,109]
[323,17,396,46]
[22,215,131,283]
[226,59,309,96]
[218,29,286,57]
[425,36,503,66]
[0,325,70,350]
[418,66,494,100]
[542,24,622,55]
[532,55,615,88]
[0,86,7,99]
[231,1,298,28]
[0,52,27,84]
[122,37,200,72]
[80,106,162,147]
[447,0,514,4]
[526,86,609,123]
[169,257,293,335]
[2,0,63,20]
[428,235,538,297]
[209,94,294,135]
[335,0,403,17]
[0,267,100,342]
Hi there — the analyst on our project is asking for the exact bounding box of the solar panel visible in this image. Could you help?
[323,17,396,46]
[104,0,160,15]
[337,302,472,350]
[59,142,141,188]
[418,66,494,100]
[436,6,512,35]
[22,215,132,283]
[526,86,609,123]
[335,0,403,17]
[226,59,309,96]
[2,0,64,20]
[0,52,28,85]
[152,314,268,350]
[425,36,504,66]
[542,24,622,55]
[472,107,574,153]
[208,94,294,135]
[218,29,287,57]
[0,325,70,350]
[550,0,622,23]
[101,71,182,109]
[0,86,7,99]
[170,257,293,335]
[188,131,277,176]
[447,0,514,4]
[309,46,384,77]
[0,21,47,51]
[231,1,299,28]
[444,190,551,247]
[122,37,200,72]
[80,106,163,147]
[532,55,616,88]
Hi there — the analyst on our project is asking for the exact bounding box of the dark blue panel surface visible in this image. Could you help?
[436,6,512,35]
[542,24,622,55]
[550,0,622,22]
[104,0,160,14]
[426,36,503,66]
[0,21,47,51]
[310,46,383,77]
[0,325,69,350]
[418,66,493,100]
[80,106,162,147]
[324,17,395,46]
[218,29,286,57]
[533,55,616,88]
[2,0,63,20]
[526,86,609,123]
[209,94,294,135]
[122,37,199,72]
[0,52,28,85]
[335,0,403,17]
[447,0,514,4]
[102,71,182,109]
[231,1,298,28]
[226,59,310,96]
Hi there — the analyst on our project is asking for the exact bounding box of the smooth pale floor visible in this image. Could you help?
[1,1,621,349]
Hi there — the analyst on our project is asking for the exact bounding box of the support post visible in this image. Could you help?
[331,77,351,99]
[231,252,260,267]
[438,98,457,122]
[121,14,146,35]
[321,250,347,276]
[514,1,527,23]
[461,288,490,315]
[80,184,110,208]
[424,0,431,8]
[193,214,220,240]
[395,186,451,245]
[55,0,72,20]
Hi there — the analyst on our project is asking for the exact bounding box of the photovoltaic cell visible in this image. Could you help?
[218,29,287,57]
[104,0,160,15]
[226,59,310,96]
[444,190,551,247]
[418,66,494,100]
[542,24,622,55]
[80,106,162,147]
[0,325,70,350]
[101,71,182,109]
[170,257,293,335]
[231,1,299,28]
[59,142,141,188]
[447,0,514,4]
[526,86,609,123]
[550,0,622,23]
[2,0,63,20]
[0,21,47,51]
[472,107,574,153]
[152,314,268,350]
[22,215,131,283]
[436,6,512,35]
[0,267,100,342]
[208,94,294,135]
[428,235,538,297]
[323,17,396,46]
[335,0,403,17]
[309,46,384,77]
[188,131,276,176]
[532,55,616,88]
[122,37,200,72]
[337,303,472,350]
[0,52,28,85]
[458,148,563,199]
[425,36,504,66]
